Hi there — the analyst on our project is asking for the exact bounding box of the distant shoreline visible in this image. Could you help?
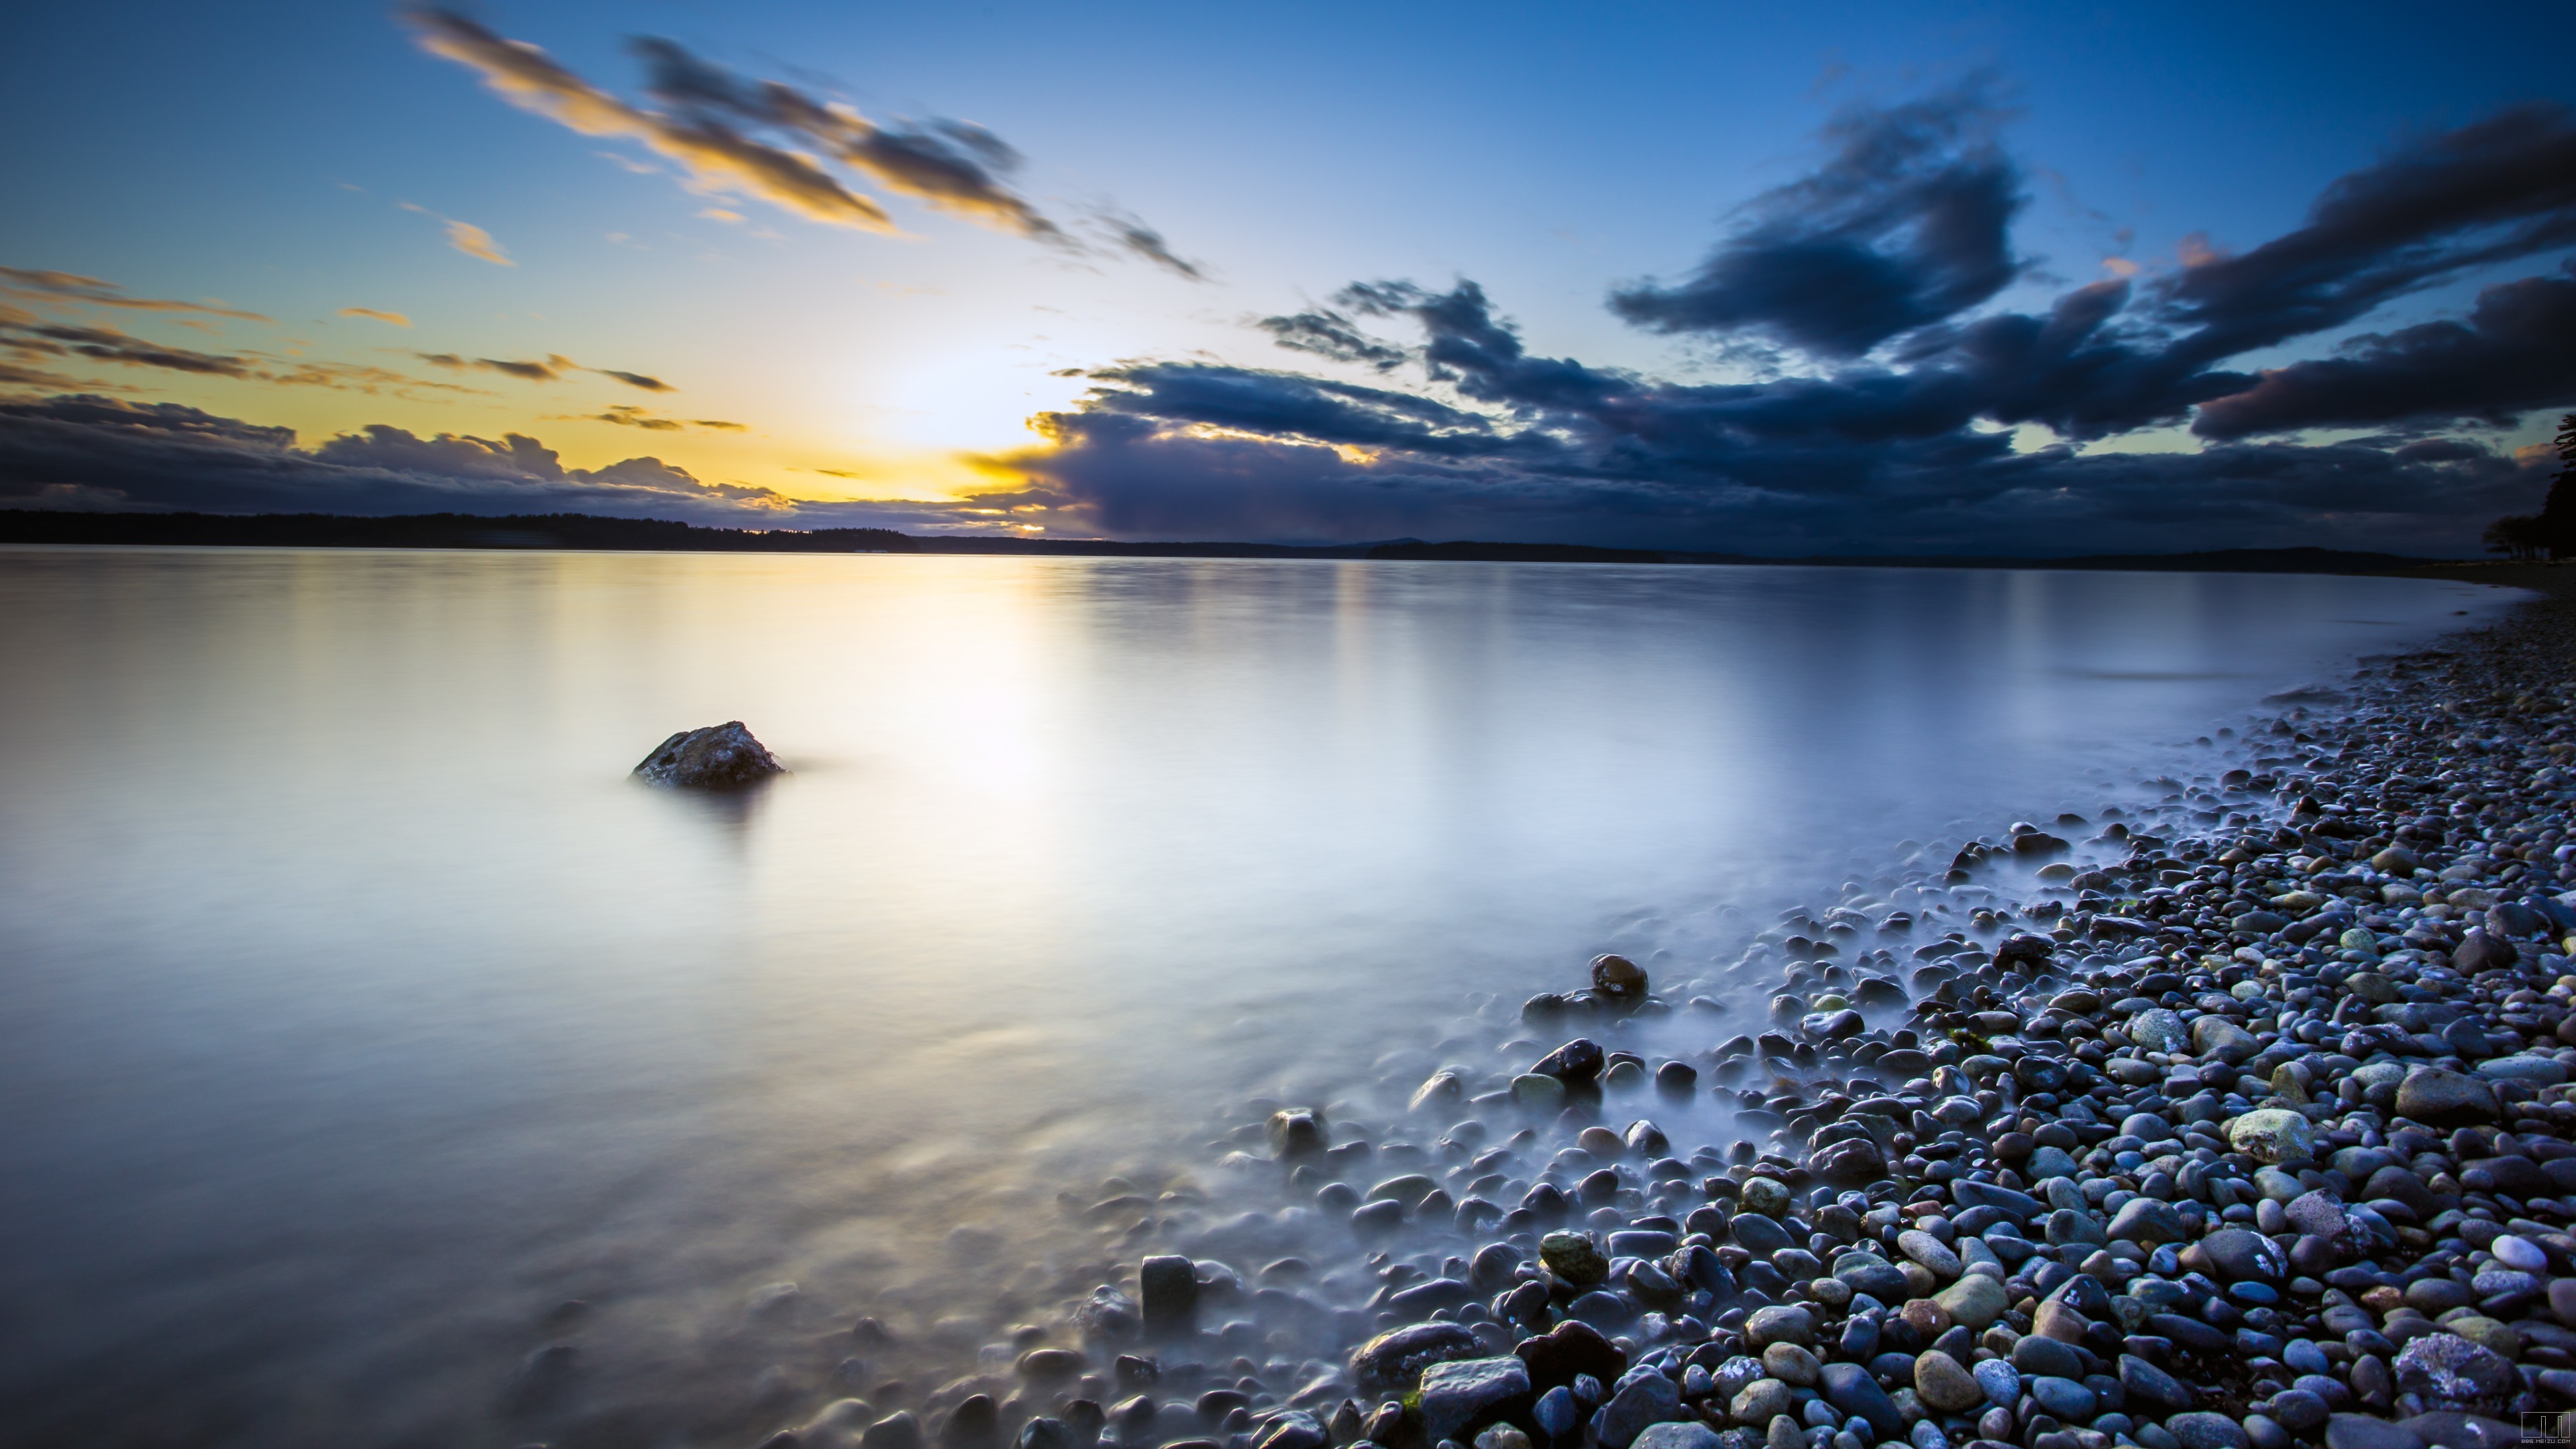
[0,508,2507,579]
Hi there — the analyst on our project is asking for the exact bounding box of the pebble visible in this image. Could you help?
[1911,1349,1982,1413]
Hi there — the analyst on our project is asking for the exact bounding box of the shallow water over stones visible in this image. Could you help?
[0,548,2516,1446]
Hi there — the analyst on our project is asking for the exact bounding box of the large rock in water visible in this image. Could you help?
[634,721,784,787]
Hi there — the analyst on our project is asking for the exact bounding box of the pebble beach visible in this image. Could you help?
[724,576,2576,1449]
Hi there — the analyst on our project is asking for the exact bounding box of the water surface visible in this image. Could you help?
[0,549,2510,1446]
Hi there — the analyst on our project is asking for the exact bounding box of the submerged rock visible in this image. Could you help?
[633,720,784,787]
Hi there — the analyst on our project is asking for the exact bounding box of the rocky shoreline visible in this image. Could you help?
[778,583,2576,1449]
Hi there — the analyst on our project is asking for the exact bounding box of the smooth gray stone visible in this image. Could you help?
[1818,1362,1904,1442]
[1419,1357,1532,1443]
[2166,1412,2252,1449]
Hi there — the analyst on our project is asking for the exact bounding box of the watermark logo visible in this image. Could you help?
[2524,1410,2573,1446]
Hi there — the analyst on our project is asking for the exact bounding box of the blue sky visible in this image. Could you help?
[3,0,2572,552]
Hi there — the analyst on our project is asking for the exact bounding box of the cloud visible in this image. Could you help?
[405,9,1189,267]
[627,35,1061,240]
[1257,308,1413,370]
[414,352,670,389]
[0,392,981,529]
[2191,267,2576,439]
[578,403,743,431]
[1095,216,1205,280]
[590,367,672,392]
[1609,80,2026,357]
[957,95,2576,557]
[2154,102,2576,370]
[443,221,514,266]
[0,267,270,321]
[7,320,258,378]
[0,313,486,398]
[404,7,895,231]
[419,352,564,381]
[339,307,413,327]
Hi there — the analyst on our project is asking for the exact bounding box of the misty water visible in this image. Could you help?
[0,547,2517,1448]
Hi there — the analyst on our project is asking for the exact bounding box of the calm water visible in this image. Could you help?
[0,549,2512,1447]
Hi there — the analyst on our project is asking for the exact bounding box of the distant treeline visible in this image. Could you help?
[0,510,2445,574]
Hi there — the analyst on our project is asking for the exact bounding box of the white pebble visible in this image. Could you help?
[2493,1234,2548,1273]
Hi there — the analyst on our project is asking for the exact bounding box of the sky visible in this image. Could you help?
[2,0,2573,554]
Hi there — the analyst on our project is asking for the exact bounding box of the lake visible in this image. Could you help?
[0,548,2510,1447]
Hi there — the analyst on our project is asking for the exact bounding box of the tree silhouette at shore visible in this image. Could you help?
[2534,412,2576,559]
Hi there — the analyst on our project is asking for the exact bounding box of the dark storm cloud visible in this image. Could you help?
[2155,103,2576,368]
[0,393,771,518]
[987,87,2576,555]
[1008,352,2544,553]
[1609,83,2027,358]
[2191,268,2576,439]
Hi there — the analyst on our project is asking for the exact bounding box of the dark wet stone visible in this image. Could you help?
[1250,1411,1328,1449]
[2452,929,2518,975]
[2191,1229,2284,1284]
[1592,1369,1682,1449]
[1837,1259,1912,1303]
[2031,1377,2096,1421]
[1472,1243,1524,1290]
[946,1395,1001,1448]
[1593,955,1649,1000]
[1820,1361,1904,1441]
[1813,1138,1886,1185]
[1018,1417,1077,1449]
[2166,1412,2251,1449]
[1020,1348,1087,1379]
[2393,1332,2516,1413]
[1516,1320,1626,1394]
[1951,1179,2041,1222]
[2395,1069,2500,1127]
[2120,1354,2194,1413]
[1630,1426,1721,1449]
[1534,1039,1606,1083]
[2014,1336,2086,1380]
[1540,1232,1609,1285]
[1730,1214,1792,1256]
[1535,1385,1582,1442]
[1351,1199,1403,1235]
[1140,1256,1198,1335]
[1566,1289,1638,1328]
[1350,1322,1481,1389]
[1390,1279,1479,1316]
[634,720,784,787]
[1268,1110,1328,1159]
[865,1413,927,1449]
[2269,1391,2328,1434]
[1677,1244,1738,1301]
[1419,1356,1534,1442]
[2459,1155,2548,1199]
[1076,1288,1141,1340]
